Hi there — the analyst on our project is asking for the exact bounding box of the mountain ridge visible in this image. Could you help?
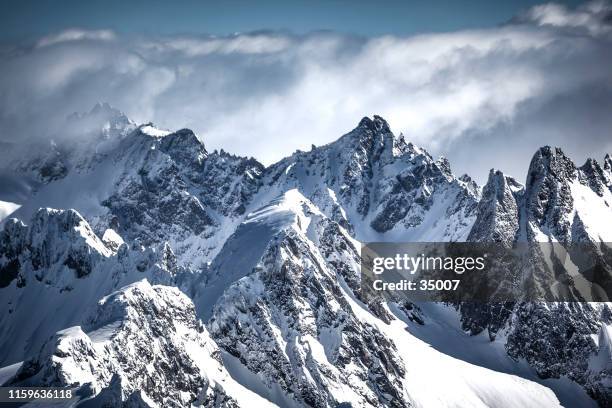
[1,107,611,406]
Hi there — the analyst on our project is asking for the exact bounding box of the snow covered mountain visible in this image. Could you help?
[6,279,273,407]
[1,107,611,406]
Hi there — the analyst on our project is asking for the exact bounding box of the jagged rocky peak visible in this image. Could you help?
[28,208,109,254]
[579,157,612,196]
[96,120,264,266]
[261,115,478,239]
[89,102,131,126]
[458,173,480,195]
[7,279,263,407]
[487,169,524,197]
[90,101,122,115]
[436,156,452,176]
[351,115,417,161]
[523,146,612,242]
[337,115,397,163]
[604,153,612,172]
[526,146,577,186]
[1,207,109,260]
[468,169,523,245]
[579,158,610,197]
[209,218,409,407]
[0,208,111,288]
[358,114,391,133]
[604,153,612,189]
[158,128,208,167]
[67,102,135,141]
[524,146,578,242]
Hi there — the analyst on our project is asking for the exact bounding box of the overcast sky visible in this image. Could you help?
[0,0,611,184]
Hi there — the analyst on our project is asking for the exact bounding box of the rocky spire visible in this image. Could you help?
[468,169,523,245]
[524,146,576,242]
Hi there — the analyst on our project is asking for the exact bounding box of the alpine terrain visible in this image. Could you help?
[1,104,611,407]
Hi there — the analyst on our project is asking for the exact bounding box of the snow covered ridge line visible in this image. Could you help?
[4,279,273,407]
[0,202,559,407]
[1,109,612,406]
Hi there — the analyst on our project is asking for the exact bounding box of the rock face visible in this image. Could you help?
[264,116,479,241]
[208,192,408,408]
[505,302,612,405]
[100,126,263,267]
[468,169,523,245]
[7,280,271,407]
[462,145,612,405]
[0,208,179,364]
[1,109,611,406]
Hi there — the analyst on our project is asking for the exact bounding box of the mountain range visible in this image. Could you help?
[0,103,611,407]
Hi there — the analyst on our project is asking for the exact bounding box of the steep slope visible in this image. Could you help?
[5,279,274,407]
[4,123,263,268]
[202,190,562,408]
[459,146,612,406]
[524,146,612,243]
[2,109,612,406]
[468,169,524,245]
[0,208,178,364]
[262,116,479,242]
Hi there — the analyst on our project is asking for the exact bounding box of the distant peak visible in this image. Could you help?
[537,145,566,159]
[485,168,505,185]
[458,173,474,183]
[158,128,207,165]
[526,145,577,187]
[358,115,391,133]
[436,156,452,175]
[91,101,116,113]
[486,168,522,188]
[161,128,202,146]
[86,102,129,122]
[529,145,574,170]
[580,157,601,171]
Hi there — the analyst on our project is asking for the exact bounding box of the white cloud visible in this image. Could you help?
[1,1,611,183]
[37,29,116,47]
[517,0,612,35]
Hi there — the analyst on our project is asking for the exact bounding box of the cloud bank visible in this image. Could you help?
[1,1,611,183]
